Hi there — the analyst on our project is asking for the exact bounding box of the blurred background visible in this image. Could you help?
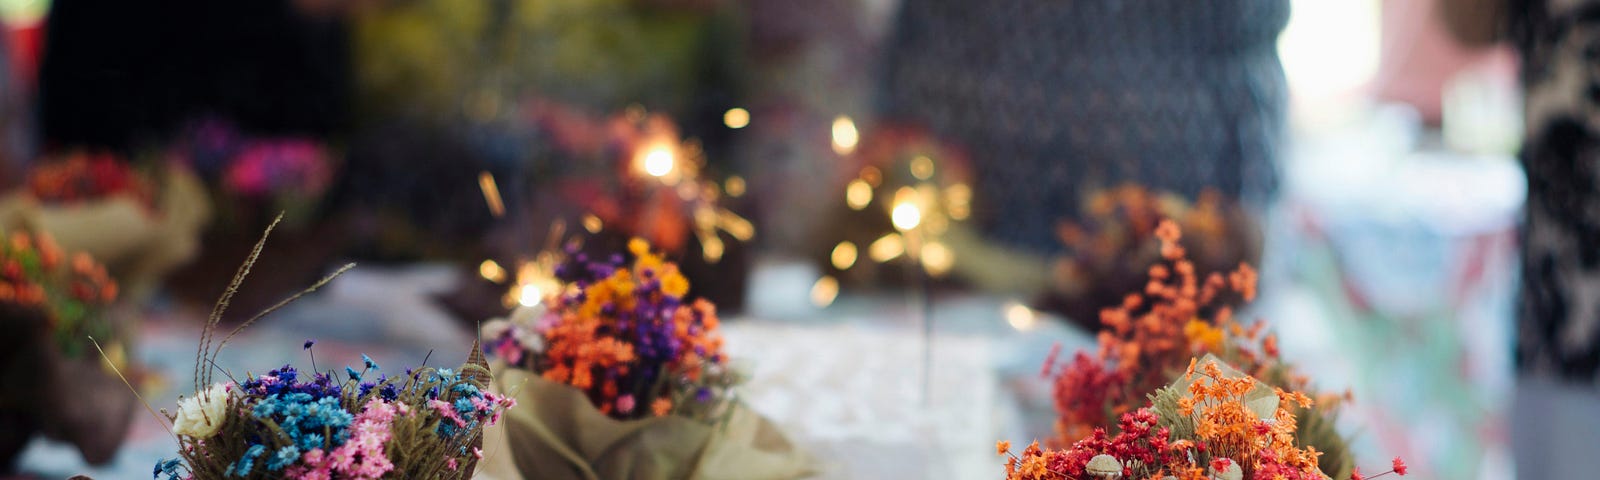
[0,0,1568,478]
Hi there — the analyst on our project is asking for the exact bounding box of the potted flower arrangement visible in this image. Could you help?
[0,150,211,301]
[480,238,810,480]
[0,229,129,471]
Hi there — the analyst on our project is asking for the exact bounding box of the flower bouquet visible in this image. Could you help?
[151,220,514,480]
[1040,184,1261,331]
[527,104,755,309]
[154,348,513,480]
[175,119,335,228]
[480,238,811,480]
[0,230,132,471]
[0,150,211,301]
[439,104,754,327]
[1041,220,1353,479]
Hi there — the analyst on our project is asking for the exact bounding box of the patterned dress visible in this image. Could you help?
[1512,0,1600,383]
[878,0,1289,254]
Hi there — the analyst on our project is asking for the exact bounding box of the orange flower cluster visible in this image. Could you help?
[1046,185,1256,329]
[26,151,155,208]
[1178,358,1324,479]
[0,231,116,308]
[527,238,734,420]
[1000,358,1406,480]
[0,230,118,356]
[1051,220,1270,443]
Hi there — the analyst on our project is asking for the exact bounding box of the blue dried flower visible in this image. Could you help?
[228,444,266,477]
[153,458,182,479]
[346,366,361,381]
[379,383,399,401]
[266,445,300,471]
[362,353,379,370]
[302,339,315,350]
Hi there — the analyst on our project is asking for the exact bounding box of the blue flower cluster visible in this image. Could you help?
[221,364,358,477]
[252,393,354,450]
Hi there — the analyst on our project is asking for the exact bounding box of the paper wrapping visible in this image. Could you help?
[0,305,136,469]
[493,368,814,480]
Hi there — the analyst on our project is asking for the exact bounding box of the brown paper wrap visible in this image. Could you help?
[495,369,813,480]
[0,166,211,301]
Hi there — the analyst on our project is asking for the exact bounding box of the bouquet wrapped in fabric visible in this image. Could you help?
[0,230,132,470]
[1041,220,1354,478]
[0,150,211,301]
[999,355,1409,480]
[1041,184,1260,330]
[152,222,514,480]
[480,238,811,480]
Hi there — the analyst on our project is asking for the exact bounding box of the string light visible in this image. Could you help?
[642,146,675,177]
[831,241,859,270]
[945,183,972,220]
[725,176,746,197]
[869,233,904,262]
[832,116,859,155]
[517,284,543,308]
[723,108,750,129]
[810,275,840,307]
[1005,302,1038,331]
[911,155,935,180]
[582,214,603,234]
[478,260,507,283]
[921,241,953,277]
[478,171,505,218]
[860,166,882,186]
[846,179,873,210]
[701,235,725,263]
[891,187,922,231]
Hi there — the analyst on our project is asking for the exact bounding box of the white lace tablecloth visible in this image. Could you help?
[722,322,1000,480]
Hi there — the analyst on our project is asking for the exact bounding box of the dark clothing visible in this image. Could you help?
[878,0,1289,254]
[38,0,350,151]
[1511,0,1600,383]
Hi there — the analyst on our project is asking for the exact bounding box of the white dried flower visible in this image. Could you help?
[1086,454,1123,478]
[172,383,230,438]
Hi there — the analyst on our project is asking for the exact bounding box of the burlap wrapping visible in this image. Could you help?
[493,369,813,480]
[0,167,211,301]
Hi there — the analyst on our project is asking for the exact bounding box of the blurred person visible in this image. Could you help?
[1442,0,1600,477]
[876,1,1286,315]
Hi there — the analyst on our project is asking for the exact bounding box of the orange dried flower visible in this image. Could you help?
[1049,221,1268,445]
